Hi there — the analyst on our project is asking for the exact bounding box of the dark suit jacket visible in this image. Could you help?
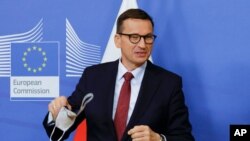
[43,60,194,141]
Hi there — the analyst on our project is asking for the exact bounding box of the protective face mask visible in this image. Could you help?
[50,93,94,141]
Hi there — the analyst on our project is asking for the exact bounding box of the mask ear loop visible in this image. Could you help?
[49,126,55,141]
[77,93,94,116]
[49,119,66,141]
[50,125,65,141]
[49,93,94,141]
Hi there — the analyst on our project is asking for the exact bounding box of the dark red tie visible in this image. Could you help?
[114,72,134,141]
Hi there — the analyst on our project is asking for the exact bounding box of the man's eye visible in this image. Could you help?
[146,35,154,38]
[131,35,139,39]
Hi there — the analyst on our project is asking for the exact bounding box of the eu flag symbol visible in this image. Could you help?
[11,42,59,76]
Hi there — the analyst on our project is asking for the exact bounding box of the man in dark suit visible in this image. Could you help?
[43,9,194,141]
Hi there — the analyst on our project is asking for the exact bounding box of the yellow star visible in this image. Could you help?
[33,46,37,50]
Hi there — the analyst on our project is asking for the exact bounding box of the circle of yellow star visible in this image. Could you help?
[22,46,48,73]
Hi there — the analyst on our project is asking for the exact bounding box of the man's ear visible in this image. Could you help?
[114,34,121,49]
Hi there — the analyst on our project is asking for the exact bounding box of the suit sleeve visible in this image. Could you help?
[42,112,86,141]
[42,68,90,140]
[42,112,68,141]
[164,78,195,141]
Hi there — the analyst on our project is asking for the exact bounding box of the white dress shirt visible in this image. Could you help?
[112,59,147,124]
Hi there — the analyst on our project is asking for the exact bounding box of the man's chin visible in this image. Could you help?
[134,58,148,64]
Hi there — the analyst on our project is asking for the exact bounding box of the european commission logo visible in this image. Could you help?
[10,42,59,101]
[0,18,102,101]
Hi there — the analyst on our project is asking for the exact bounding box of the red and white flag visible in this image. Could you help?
[101,0,138,63]
[74,1,138,141]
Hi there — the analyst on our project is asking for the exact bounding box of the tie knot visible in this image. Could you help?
[123,72,133,81]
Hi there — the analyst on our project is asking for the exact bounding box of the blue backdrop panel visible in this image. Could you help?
[0,0,250,141]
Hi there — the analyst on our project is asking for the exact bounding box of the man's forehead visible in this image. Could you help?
[121,19,153,33]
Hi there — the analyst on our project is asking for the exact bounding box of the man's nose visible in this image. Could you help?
[137,37,146,48]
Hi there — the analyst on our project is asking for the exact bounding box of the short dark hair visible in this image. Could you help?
[116,8,154,33]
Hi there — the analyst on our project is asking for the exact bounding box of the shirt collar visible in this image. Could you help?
[117,59,147,81]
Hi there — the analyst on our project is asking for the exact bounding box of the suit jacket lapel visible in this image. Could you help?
[105,60,119,124]
[123,61,161,140]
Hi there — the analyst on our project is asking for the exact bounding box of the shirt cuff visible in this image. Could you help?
[47,112,55,125]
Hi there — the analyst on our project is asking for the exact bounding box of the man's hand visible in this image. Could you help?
[128,125,162,141]
[48,96,71,120]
